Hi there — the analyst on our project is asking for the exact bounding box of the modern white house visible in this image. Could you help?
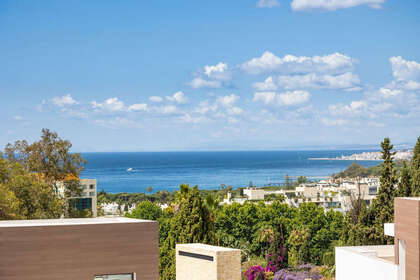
[336,197,420,280]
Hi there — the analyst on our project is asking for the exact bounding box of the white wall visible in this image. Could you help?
[336,247,398,280]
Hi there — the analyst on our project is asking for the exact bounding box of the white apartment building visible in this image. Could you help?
[57,178,98,217]
[243,188,265,200]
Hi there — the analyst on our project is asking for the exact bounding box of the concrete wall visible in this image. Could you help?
[394,197,420,280]
[336,246,398,280]
[176,243,241,280]
[0,220,158,280]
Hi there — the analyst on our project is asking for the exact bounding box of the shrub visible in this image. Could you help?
[244,265,266,280]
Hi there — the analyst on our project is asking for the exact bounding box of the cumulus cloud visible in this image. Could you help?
[51,94,78,107]
[128,103,148,112]
[149,96,163,103]
[92,97,125,112]
[217,94,240,107]
[241,52,355,75]
[154,105,178,114]
[189,62,231,89]
[291,0,386,11]
[253,76,278,91]
[276,72,361,90]
[189,77,222,89]
[204,62,231,81]
[256,0,280,8]
[179,113,208,124]
[194,100,218,115]
[253,90,311,106]
[390,56,420,81]
[166,91,188,104]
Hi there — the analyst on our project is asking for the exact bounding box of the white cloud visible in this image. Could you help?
[189,77,222,89]
[189,62,231,89]
[277,90,311,106]
[194,100,218,115]
[256,0,280,8]
[227,107,243,115]
[12,115,24,121]
[217,94,240,107]
[149,96,163,103]
[128,103,148,112]
[253,76,278,91]
[204,62,231,81]
[179,113,208,124]
[253,90,311,106]
[253,92,277,104]
[379,87,402,98]
[390,56,420,81]
[321,118,349,126]
[51,94,78,107]
[291,0,385,11]
[92,97,125,112]
[94,117,138,129]
[154,105,178,114]
[166,91,188,104]
[277,72,361,90]
[328,100,368,116]
[241,51,355,75]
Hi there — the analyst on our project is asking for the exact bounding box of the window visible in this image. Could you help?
[94,274,134,280]
[369,186,378,195]
[83,185,87,190]
[90,184,95,189]
[89,192,95,196]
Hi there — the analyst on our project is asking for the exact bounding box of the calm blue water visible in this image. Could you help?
[79,151,380,193]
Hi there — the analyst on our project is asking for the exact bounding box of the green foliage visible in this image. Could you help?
[370,138,397,244]
[4,128,85,183]
[126,200,163,221]
[159,185,215,280]
[0,129,88,220]
[397,161,411,197]
[411,137,420,196]
[0,183,21,219]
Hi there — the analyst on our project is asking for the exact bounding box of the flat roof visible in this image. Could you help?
[177,243,240,252]
[0,217,153,228]
[398,197,420,201]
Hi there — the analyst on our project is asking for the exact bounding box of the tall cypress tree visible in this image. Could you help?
[371,137,396,244]
[397,161,411,197]
[159,185,215,280]
[410,137,420,196]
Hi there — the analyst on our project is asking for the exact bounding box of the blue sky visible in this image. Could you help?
[1,0,419,151]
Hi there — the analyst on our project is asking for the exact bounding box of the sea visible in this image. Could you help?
[79,150,380,194]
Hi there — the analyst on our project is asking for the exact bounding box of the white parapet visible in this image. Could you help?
[384,223,395,237]
[176,243,241,280]
[336,246,398,280]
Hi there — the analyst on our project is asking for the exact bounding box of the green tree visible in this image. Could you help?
[159,185,214,280]
[0,160,62,219]
[397,161,411,197]
[0,184,21,219]
[410,137,420,196]
[4,128,85,183]
[370,137,397,244]
[127,200,163,221]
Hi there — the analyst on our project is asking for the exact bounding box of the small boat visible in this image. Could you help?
[127,168,133,172]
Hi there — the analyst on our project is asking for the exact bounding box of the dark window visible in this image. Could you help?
[70,198,92,211]
[90,184,95,189]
